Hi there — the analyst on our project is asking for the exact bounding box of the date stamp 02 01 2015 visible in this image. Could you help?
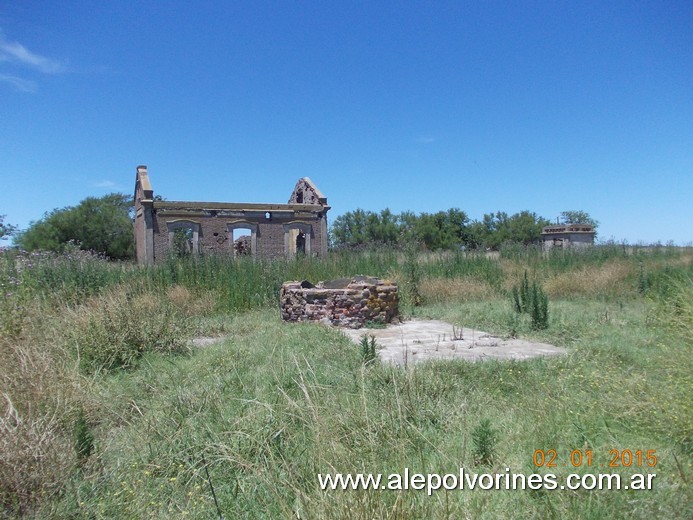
[532,449,657,469]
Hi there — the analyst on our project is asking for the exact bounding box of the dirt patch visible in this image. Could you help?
[339,319,566,365]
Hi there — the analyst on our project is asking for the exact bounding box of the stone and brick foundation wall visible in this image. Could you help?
[280,276,399,328]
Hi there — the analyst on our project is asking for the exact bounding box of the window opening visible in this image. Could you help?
[172,227,194,256]
[232,227,252,256]
[167,221,199,257]
[296,231,306,255]
[284,223,311,257]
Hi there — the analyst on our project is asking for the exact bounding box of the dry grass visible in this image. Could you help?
[0,335,79,515]
[165,285,217,317]
[542,261,634,298]
[497,258,637,299]
[0,395,74,515]
[498,261,528,293]
[0,283,206,514]
[419,277,497,303]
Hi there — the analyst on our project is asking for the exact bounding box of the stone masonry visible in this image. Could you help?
[133,166,330,265]
[541,223,595,250]
[281,276,399,328]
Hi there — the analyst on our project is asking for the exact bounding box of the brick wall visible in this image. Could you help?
[134,166,330,264]
[281,276,399,328]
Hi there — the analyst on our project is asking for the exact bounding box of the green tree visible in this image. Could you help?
[505,210,550,246]
[466,211,549,250]
[465,212,509,250]
[15,193,134,259]
[398,210,419,242]
[331,209,372,248]
[331,208,402,248]
[411,208,469,250]
[0,215,17,241]
[330,206,547,251]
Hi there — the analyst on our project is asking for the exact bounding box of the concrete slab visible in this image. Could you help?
[339,319,566,365]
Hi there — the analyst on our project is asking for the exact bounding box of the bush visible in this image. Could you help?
[511,271,531,313]
[471,418,498,466]
[360,334,378,365]
[15,193,135,260]
[530,281,549,330]
[65,289,192,373]
[402,241,423,307]
[511,270,549,329]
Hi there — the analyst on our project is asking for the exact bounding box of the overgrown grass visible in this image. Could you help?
[36,302,692,518]
[1,245,691,518]
[3,245,688,318]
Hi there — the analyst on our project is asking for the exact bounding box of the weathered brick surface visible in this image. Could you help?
[133,166,330,264]
[281,276,399,328]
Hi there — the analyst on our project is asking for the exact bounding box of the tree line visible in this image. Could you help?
[4,192,598,258]
[330,208,598,250]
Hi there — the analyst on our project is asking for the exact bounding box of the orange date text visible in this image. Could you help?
[532,449,657,468]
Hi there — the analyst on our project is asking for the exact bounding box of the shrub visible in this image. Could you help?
[402,241,423,307]
[471,418,498,466]
[511,270,549,329]
[530,281,549,330]
[360,334,378,366]
[65,288,191,373]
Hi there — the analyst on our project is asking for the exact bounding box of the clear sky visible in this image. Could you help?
[1,1,691,244]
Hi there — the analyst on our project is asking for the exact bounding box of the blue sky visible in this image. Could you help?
[1,1,691,244]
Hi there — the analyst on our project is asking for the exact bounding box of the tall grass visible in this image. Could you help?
[0,245,691,517]
[0,247,130,303]
[36,299,692,518]
[3,245,689,317]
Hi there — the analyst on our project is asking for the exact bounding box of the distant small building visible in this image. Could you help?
[541,223,595,250]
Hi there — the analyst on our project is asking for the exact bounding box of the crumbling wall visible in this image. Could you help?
[134,165,330,264]
[542,224,595,250]
[281,276,399,328]
[234,235,251,255]
[288,177,327,205]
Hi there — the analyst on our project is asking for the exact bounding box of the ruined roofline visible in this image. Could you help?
[153,200,330,212]
[542,224,594,234]
[542,231,594,235]
[135,165,153,200]
[300,177,327,204]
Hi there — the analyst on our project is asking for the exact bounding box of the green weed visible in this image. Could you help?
[360,334,379,365]
[471,418,498,466]
[74,408,94,466]
[511,271,549,329]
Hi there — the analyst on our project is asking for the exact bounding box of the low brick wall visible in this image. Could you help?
[280,276,398,328]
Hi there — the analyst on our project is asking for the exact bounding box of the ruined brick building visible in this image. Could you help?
[133,165,330,265]
[541,223,595,250]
